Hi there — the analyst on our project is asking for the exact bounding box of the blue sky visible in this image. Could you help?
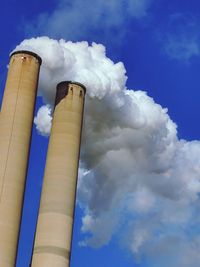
[1,1,200,267]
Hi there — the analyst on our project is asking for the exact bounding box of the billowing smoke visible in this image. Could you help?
[15,37,200,266]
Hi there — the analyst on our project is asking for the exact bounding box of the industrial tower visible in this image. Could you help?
[0,51,41,267]
[31,81,86,267]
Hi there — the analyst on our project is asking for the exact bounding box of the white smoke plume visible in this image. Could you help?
[34,105,52,136]
[15,37,200,266]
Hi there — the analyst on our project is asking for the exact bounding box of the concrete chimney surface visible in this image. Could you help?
[31,81,86,267]
[0,51,41,266]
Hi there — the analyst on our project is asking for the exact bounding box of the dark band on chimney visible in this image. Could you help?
[54,81,86,108]
[10,50,42,65]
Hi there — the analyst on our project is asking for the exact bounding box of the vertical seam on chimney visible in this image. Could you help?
[0,58,23,202]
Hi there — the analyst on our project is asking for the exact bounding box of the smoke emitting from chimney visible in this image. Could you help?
[12,36,200,264]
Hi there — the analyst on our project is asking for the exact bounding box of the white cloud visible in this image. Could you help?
[15,37,200,266]
[164,36,199,61]
[28,0,152,40]
[162,14,200,61]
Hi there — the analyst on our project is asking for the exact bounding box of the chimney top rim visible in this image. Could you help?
[57,81,86,94]
[10,50,42,65]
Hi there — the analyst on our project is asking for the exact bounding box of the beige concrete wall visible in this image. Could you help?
[31,82,86,267]
[0,51,41,266]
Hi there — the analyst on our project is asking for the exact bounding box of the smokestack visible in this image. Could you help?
[0,51,41,266]
[31,81,86,267]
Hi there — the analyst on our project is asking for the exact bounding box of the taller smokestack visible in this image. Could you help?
[31,81,86,267]
[0,51,41,267]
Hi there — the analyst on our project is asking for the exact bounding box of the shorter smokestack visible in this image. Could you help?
[31,81,86,267]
